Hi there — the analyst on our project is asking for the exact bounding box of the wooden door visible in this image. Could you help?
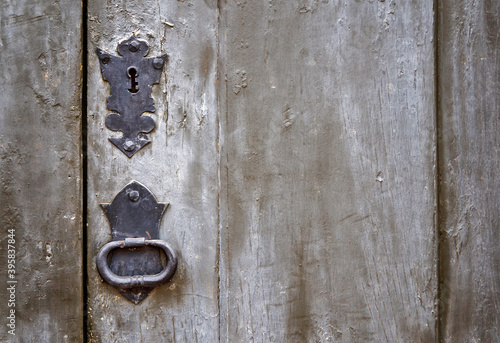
[86,1,219,341]
[0,0,84,341]
[0,0,498,342]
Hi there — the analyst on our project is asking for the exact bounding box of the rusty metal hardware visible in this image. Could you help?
[96,181,177,303]
[96,36,167,157]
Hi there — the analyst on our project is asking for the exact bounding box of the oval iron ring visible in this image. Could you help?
[96,237,177,289]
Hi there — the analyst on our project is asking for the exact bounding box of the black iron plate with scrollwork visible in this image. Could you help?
[96,36,167,157]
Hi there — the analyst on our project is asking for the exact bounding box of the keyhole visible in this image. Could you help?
[127,67,139,93]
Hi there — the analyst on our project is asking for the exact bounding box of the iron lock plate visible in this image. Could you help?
[96,36,167,157]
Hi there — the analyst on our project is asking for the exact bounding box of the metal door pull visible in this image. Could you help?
[96,238,177,289]
[96,181,177,303]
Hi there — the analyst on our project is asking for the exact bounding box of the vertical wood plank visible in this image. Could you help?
[219,1,437,341]
[438,0,500,341]
[86,0,219,341]
[0,0,83,341]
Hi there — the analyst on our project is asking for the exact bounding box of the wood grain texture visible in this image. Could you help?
[0,0,83,341]
[219,1,437,341]
[438,0,500,341]
[86,0,219,341]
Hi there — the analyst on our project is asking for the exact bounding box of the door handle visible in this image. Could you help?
[96,181,177,303]
[96,238,177,289]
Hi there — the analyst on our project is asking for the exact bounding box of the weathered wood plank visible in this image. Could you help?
[86,0,219,341]
[438,0,500,341]
[219,1,437,341]
[0,0,83,341]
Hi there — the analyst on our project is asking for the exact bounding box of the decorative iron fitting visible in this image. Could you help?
[96,181,177,304]
[96,36,167,157]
